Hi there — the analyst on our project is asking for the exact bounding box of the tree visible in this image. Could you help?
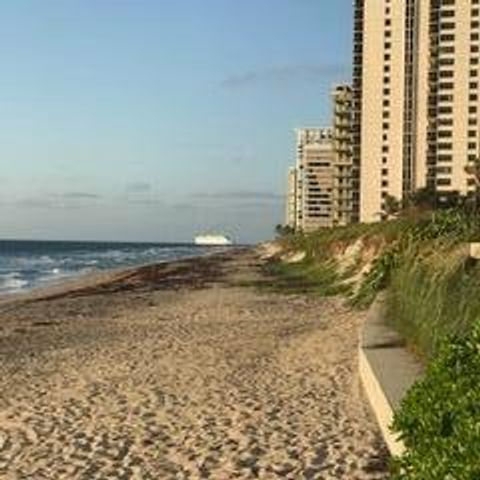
[382,194,401,219]
[275,224,294,237]
[406,186,437,210]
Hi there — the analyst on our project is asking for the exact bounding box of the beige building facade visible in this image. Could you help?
[427,0,480,197]
[285,167,297,229]
[353,0,480,222]
[295,128,336,232]
[286,84,355,232]
[332,84,355,225]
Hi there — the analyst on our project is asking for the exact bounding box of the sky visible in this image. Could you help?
[0,0,353,243]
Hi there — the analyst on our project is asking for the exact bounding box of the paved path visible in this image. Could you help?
[0,252,389,479]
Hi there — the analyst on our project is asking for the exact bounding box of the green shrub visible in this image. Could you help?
[391,322,480,479]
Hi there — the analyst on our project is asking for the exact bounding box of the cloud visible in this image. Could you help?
[191,191,283,201]
[126,182,152,193]
[15,191,100,209]
[61,192,101,199]
[171,202,198,211]
[221,64,348,89]
[127,197,164,206]
[16,197,58,209]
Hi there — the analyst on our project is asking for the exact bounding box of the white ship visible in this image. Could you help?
[194,234,233,246]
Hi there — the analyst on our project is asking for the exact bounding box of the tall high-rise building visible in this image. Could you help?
[295,128,336,232]
[426,0,480,197]
[285,84,355,232]
[353,0,480,222]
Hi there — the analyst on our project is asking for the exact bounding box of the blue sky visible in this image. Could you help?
[0,0,353,243]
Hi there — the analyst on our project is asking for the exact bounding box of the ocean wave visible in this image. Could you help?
[0,241,223,295]
[0,273,29,293]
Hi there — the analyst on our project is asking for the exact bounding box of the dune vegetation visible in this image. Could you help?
[271,208,480,478]
[274,208,480,358]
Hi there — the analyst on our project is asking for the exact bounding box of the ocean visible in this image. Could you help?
[0,240,226,295]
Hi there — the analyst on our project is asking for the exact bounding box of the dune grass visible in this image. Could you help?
[385,242,480,358]
[276,209,480,358]
[259,259,351,297]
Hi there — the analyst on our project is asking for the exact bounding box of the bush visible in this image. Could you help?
[391,322,480,479]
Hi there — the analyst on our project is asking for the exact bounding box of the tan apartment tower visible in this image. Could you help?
[426,0,480,197]
[285,167,298,229]
[295,128,336,232]
[287,85,355,232]
[353,0,480,222]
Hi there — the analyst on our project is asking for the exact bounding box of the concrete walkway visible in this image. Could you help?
[359,297,423,456]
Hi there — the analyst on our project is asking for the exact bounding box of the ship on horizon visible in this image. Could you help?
[194,233,233,246]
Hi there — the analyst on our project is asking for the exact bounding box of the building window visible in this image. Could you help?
[439,70,454,78]
[437,178,452,186]
[440,10,455,18]
[440,34,455,42]
[439,82,454,89]
[440,45,455,53]
[438,130,452,138]
[438,143,453,150]
[438,94,454,102]
[440,22,456,30]
[438,106,453,114]
[439,58,455,66]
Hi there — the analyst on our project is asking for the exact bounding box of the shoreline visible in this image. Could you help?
[0,247,248,306]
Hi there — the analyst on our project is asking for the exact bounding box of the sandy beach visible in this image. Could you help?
[0,249,389,479]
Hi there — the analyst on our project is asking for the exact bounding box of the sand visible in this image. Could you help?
[0,250,389,479]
